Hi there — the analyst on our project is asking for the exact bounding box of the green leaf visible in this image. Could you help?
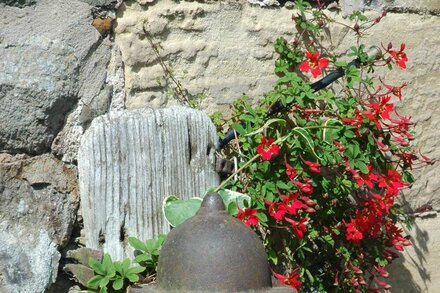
[102,254,113,272]
[321,234,335,247]
[89,258,105,276]
[122,258,130,270]
[218,189,251,214]
[292,127,321,160]
[127,266,146,275]
[112,277,124,291]
[308,229,319,239]
[305,268,315,283]
[128,237,148,252]
[134,254,151,263]
[257,212,268,223]
[98,276,110,288]
[268,249,278,265]
[99,287,107,293]
[227,202,238,216]
[127,273,140,283]
[87,275,104,289]
[356,161,369,174]
[232,123,246,135]
[163,195,202,227]
[113,261,123,274]
[276,180,290,190]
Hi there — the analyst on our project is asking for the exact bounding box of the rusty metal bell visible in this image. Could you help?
[157,192,272,292]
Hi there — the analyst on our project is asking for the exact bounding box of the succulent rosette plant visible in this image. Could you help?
[214,1,434,292]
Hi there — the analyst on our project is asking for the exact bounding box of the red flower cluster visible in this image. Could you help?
[389,43,408,69]
[362,95,394,129]
[344,166,408,245]
[265,192,314,240]
[299,51,329,78]
[256,137,280,161]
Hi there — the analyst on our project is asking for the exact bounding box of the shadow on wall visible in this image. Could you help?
[388,194,431,292]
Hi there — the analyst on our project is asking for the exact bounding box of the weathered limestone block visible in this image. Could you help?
[0,0,37,8]
[381,0,440,15]
[114,0,294,109]
[78,106,219,260]
[0,154,79,292]
[0,0,111,155]
[339,0,440,15]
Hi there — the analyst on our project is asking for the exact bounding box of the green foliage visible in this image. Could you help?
[87,254,145,293]
[128,234,166,272]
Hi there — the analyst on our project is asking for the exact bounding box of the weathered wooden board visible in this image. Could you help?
[78,106,219,260]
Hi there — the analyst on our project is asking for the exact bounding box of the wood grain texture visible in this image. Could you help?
[78,106,219,260]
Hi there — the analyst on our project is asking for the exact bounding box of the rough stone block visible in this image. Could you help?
[0,154,79,292]
[0,0,110,155]
[78,106,219,260]
[381,0,440,15]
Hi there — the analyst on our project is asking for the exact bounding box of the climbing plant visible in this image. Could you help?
[212,0,433,292]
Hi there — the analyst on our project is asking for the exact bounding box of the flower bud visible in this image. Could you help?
[387,42,393,50]
[354,22,360,32]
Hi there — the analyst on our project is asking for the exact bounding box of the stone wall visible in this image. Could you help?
[0,0,439,292]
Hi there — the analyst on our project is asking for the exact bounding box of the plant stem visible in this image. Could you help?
[214,154,260,192]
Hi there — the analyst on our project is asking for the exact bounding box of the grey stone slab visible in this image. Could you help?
[0,0,110,155]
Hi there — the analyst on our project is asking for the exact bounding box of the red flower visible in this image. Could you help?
[374,265,390,278]
[291,178,314,194]
[237,208,259,226]
[384,82,407,101]
[419,151,435,165]
[385,220,411,251]
[348,164,378,189]
[273,270,302,290]
[265,200,287,221]
[363,95,394,129]
[345,219,363,243]
[299,51,329,78]
[281,192,307,215]
[377,169,406,196]
[334,140,346,152]
[285,160,297,179]
[395,151,418,169]
[389,43,408,69]
[256,137,280,161]
[302,157,321,173]
[285,217,308,240]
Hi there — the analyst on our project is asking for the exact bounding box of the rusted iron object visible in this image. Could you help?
[157,192,272,292]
